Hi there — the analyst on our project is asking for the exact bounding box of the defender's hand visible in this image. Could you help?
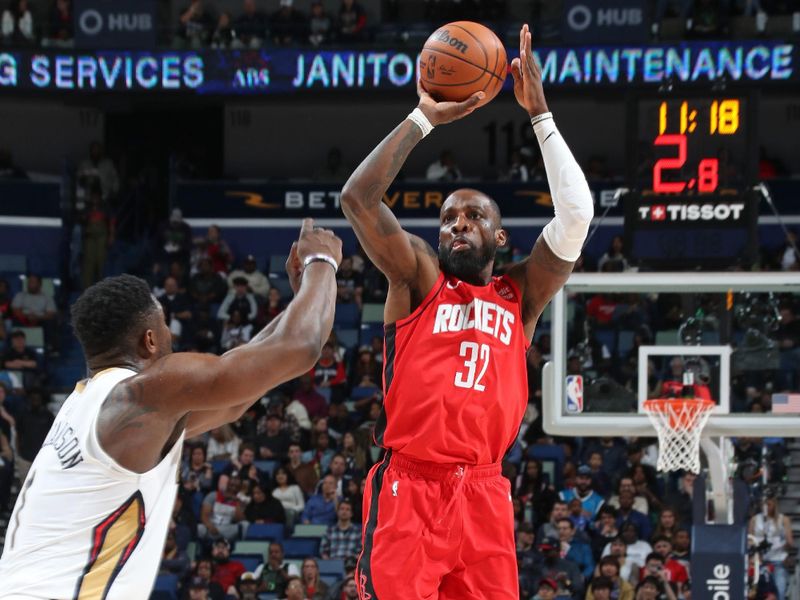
[510,24,549,118]
[416,79,484,126]
[296,218,343,266]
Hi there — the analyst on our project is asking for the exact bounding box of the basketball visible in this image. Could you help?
[419,21,507,107]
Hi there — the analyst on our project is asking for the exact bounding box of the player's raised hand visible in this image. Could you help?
[416,79,484,126]
[510,24,549,118]
[296,218,343,267]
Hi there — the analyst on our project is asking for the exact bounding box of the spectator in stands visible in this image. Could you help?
[263,287,286,325]
[77,141,119,203]
[187,575,212,600]
[284,576,307,600]
[270,0,306,45]
[559,464,605,521]
[237,572,260,600]
[245,481,286,525]
[591,506,620,559]
[665,472,695,527]
[566,497,590,533]
[336,575,359,600]
[532,577,557,600]
[233,0,266,48]
[0,384,14,440]
[593,556,635,600]
[206,424,241,463]
[209,538,246,593]
[557,518,594,580]
[199,474,249,542]
[220,309,253,351]
[586,450,612,496]
[603,537,641,586]
[259,541,300,595]
[320,499,361,560]
[156,208,194,269]
[335,258,363,309]
[607,476,650,517]
[183,444,215,494]
[340,431,368,479]
[177,0,215,47]
[597,236,630,273]
[201,225,233,275]
[776,303,800,389]
[2,329,40,389]
[228,254,269,300]
[348,345,380,391]
[0,428,12,515]
[324,453,348,497]
[614,522,652,568]
[635,574,677,600]
[615,492,652,543]
[14,387,53,483]
[515,459,556,524]
[686,0,729,38]
[532,536,584,599]
[301,474,338,525]
[80,187,113,290]
[220,443,262,491]
[1,0,34,45]
[337,0,366,42]
[159,529,190,579]
[749,490,795,600]
[159,276,193,348]
[313,148,349,182]
[294,374,328,421]
[308,0,332,46]
[313,342,346,403]
[516,521,540,597]
[670,529,690,570]
[650,538,688,584]
[12,273,56,334]
[286,442,318,496]
[299,558,328,599]
[653,507,679,541]
[43,0,72,47]
[257,411,291,461]
[190,306,222,354]
[191,257,228,307]
[538,500,571,543]
[625,444,660,506]
[272,466,304,523]
[426,150,462,182]
[587,576,615,600]
[210,11,233,48]
[218,277,257,325]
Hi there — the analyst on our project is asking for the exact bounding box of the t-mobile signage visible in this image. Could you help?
[691,525,746,600]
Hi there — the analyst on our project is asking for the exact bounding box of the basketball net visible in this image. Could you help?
[643,398,715,473]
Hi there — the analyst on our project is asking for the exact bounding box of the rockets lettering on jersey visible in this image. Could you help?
[431,298,515,346]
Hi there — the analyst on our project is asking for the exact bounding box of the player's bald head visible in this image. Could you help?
[441,189,502,229]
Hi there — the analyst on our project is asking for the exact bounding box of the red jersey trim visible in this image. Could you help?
[389,272,446,331]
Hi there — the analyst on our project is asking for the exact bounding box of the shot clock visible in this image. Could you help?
[625,92,758,269]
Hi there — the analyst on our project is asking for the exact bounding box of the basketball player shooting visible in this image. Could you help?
[342,26,593,599]
[0,219,341,599]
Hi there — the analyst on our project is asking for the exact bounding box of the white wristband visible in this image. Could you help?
[530,111,553,127]
[407,107,434,138]
[303,254,339,273]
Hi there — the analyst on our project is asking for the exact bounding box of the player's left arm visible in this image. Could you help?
[184,247,304,438]
[506,24,593,340]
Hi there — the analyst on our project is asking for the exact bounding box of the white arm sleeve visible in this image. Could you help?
[534,118,594,262]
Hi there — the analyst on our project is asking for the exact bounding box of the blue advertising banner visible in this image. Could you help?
[74,0,156,50]
[562,0,650,44]
[0,40,796,94]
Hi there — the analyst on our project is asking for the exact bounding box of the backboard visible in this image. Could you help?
[541,272,800,438]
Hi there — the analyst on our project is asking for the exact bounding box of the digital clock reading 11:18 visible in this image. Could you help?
[638,96,751,195]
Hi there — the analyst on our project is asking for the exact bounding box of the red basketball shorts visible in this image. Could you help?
[356,451,518,599]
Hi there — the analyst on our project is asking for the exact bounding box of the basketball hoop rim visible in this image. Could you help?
[643,398,716,432]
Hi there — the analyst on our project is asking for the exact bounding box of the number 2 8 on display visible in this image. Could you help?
[652,99,740,194]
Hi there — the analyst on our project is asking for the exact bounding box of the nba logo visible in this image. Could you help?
[565,375,583,413]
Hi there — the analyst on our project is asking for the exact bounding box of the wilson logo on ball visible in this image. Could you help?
[433,29,469,54]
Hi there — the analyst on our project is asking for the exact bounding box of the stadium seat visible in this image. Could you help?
[351,384,379,400]
[292,524,327,538]
[282,537,320,558]
[186,541,197,561]
[317,558,345,576]
[258,594,278,600]
[359,322,384,346]
[321,574,342,586]
[655,330,679,345]
[211,460,228,475]
[254,460,278,478]
[0,254,26,274]
[246,522,284,541]
[268,255,289,277]
[335,327,359,351]
[528,444,566,489]
[232,553,263,572]
[16,326,44,349]
[617,330,636,357]
[234,540,270,560]
[334,304,360,327]
[361,303,384,323]
[594,329,616,356]
[150,574,178,600]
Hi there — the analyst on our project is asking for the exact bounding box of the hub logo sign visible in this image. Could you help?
[562,0,648,43]
[74,0,156,49]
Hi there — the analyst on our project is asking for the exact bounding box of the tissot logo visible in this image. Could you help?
[706,563,731,600]
[638,203,745,222]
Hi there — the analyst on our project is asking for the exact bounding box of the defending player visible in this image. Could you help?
[0,219,341,599]
[342,26,593,599]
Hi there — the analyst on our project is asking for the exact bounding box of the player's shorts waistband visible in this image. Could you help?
[389,453,501,481]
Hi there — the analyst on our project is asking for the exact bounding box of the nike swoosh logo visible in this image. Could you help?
[446,281,462,289]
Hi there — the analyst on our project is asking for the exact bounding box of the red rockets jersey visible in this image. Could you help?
[376,272,530,465]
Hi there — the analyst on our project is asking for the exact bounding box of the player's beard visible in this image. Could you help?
[438,240,496,282]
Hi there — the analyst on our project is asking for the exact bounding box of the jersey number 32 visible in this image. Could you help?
[454,341,491,392]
